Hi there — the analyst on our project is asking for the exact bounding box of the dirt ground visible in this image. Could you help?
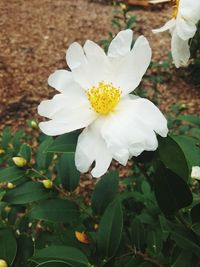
[0,0,200,131]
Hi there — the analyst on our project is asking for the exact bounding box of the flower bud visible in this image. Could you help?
[0,149,5,156]
[191,166,200,180]
[94,224,99,230]
[30,120,38,129]
[7,182,15,189]
[0,259,8,267]
[4,206,11,213]
[42,179,53,189]
[12,157,27,167]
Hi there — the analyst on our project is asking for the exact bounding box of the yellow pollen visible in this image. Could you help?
[172,0,179,18]
[87,81,121,115]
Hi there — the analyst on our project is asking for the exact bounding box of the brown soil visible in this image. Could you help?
[0,0,200,132]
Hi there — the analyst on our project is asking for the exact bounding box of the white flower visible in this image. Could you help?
[153,0,200,68]
[191,166,200,180]
[38,30,168,177]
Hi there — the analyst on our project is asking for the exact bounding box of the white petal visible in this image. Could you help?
[39,102,97,136]
[179,0,200,24]
[171,30,190,68]
[75,124,112,178]
[84,40,107,60]
[176,17,197,40]
[110,36,151,95]
[152,19,176,33]
[48,70,85,98]
[107,29,133,58]
[38,94,68,119]
[100,97,168,161]
[66,42,87,70]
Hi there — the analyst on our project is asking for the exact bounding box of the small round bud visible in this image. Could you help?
[4,206,11,213]
[7,182,15,189]
[120,3,127,10]
[12,157,27,167]
[42,179,53,189]
[30,120,38,129]
[94,224,99,230]
[0,259,8,267]
[0,149,5,156]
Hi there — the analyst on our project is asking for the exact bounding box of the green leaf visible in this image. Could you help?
[97,198,123,258]
[3,181,48,204]
[13,235,34,267]
[172,136,200,168]
[171,231,200,257]
[46,131,80,153]
[176,115,200,126]
[91,171,119,215]
[158,136,189,181]
[0,229,17,265]
[130,218,145,250]
[32,246,89,267]
[147,230,163,256]
[154,164,193,215]
[125,16,137,29]
[36,137,53,170]
[171,249,198,267]
[29,198,80,223]
[191,203,200,223]
[57,153,80,192]
[36,261,72,267]
[1,127,12,149]
[19,143,32,161]
[0,166,26,183]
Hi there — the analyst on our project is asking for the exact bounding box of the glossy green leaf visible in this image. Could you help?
[36,260,72,267]
[97,198,123,258]
[29,198,79,223]
[191,203,200,223]
[3,181,48,204]
[13,235,34,267]
[171,231,200,257]
[158,135,189,181]
[0,229,17,265]
[0,166,26,183]
[57,153,80,192]
[147,230,163,255]
[36,137,53,170]
[171,249,198,267]
[91,171,119,215]
[154,164,193,215]
[176,115,200,126]
[130,218,145,250]
[19,143,32,161]
[46,131,80,153]
[32,246,89,267]
[1,127,12,149]
[172,136,200,168]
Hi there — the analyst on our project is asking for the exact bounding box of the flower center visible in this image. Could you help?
[87,81,121,115]
[172,0,179,18]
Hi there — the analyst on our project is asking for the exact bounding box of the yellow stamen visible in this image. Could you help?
[87,81,121,115]
[172,0,179,18]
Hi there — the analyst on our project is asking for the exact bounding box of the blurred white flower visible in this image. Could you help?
[191,166,200,180]
[38,30,168,177]
[153,0,200,68]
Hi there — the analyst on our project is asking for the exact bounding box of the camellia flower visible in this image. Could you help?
[153,0,200,68]
[38,30,168,177]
